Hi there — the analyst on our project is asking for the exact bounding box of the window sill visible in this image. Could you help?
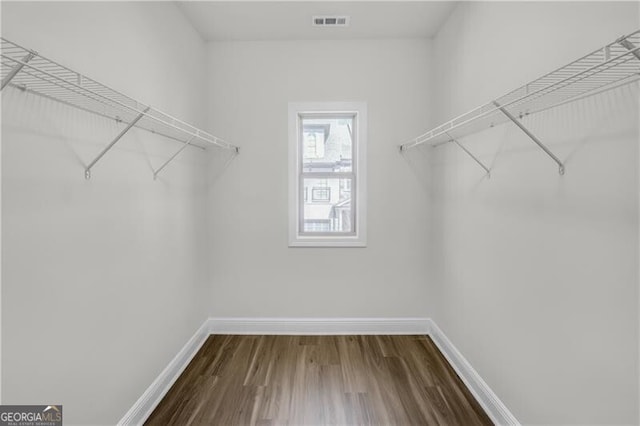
[289,236,367,248]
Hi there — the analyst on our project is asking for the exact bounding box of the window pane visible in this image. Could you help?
[302,178,353,233]
[301,116,353,173]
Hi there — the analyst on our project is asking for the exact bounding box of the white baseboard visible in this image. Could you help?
[207,317,430,335]
[119,317,518,426]
[117,319,211,426]
[426,319,520,426]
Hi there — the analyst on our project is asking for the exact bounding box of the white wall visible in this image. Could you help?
[1,2,212,424]
[430,2,639,424]
[205,39,435,319]
[4,2,637,425]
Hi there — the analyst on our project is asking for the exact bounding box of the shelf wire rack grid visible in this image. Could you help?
[1,37,238,163]
[400,29,640,150]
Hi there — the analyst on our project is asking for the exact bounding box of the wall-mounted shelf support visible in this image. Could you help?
[1,51,34,90]
[85,107,150,179]
[153,135,195,180]
[493,101,565,175]
[618,37,640,60]
[1,37,239,180]
[448,134,491,177]
[398,29,640,177]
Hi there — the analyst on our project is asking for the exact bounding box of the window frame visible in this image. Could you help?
[288,101,367,248]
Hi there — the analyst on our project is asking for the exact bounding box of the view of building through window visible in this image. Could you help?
[300,115,355,234]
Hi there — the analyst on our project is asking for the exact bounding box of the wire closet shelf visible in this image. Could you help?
[399,29,640,175]
[0,37,239,179]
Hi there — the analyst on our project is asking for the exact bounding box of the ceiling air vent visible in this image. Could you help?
[312,16,350,27]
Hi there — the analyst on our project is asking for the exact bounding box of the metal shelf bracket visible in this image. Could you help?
[618,36,640,60]
[85,106,151,179]
[2,37,239,180]
[446,134,491,177]
[153,135,195,180]
[1,50,35,90]
[493,101,565,175]
[397,29,640,179]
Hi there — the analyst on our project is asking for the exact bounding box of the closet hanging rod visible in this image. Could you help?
[427,73,639,150]
[1,54,234,152]
[1,37,239,156]
[9,85,207,151]
[399,29,640,152]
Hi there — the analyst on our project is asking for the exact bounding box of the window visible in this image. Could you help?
[288,102,367,247]
[311,187,331,203]
[303,124,329,159]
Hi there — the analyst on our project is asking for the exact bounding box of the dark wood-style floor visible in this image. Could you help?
[146,335,493,426]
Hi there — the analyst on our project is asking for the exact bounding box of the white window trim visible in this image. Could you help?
[288,101,367,248]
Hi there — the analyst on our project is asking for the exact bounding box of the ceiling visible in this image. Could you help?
[177,1,457,41]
